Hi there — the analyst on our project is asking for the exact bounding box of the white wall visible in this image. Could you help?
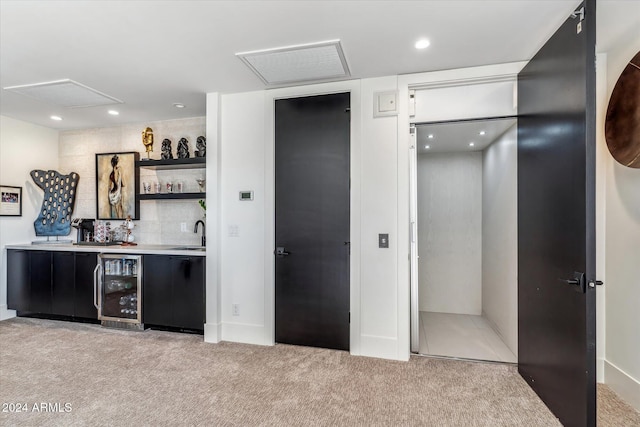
[204,92,221,343]
[218,90,267,344]
[413,80,516,123]
[0,116,59,320]
[207,76,410,359]
[595,53,607,384]
[58,117,206,246]
[358,77,400,358]
[482,124,518,356]
[417,152,483,315]
[603,39,640,409]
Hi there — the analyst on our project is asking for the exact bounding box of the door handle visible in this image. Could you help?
[275,247,290,257]
[93,263,101,309]
[560,272,586,293]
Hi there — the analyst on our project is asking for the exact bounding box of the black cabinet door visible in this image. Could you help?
[52,252,75,316]
[7,249,30,311]
[143,255,173,326]
[172,256,205,330]
[29,251,52,313]
[74,252,98,319]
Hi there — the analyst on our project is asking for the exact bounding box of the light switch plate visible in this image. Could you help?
[239,191,253,201]
[379,233,389,248]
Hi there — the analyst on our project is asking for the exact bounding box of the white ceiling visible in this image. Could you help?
[417,117,517,154]
[0,1,637,130]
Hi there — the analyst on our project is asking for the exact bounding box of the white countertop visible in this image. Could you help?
[5,243,206,256]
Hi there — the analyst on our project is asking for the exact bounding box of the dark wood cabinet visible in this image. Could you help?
[142,254,174,326]
[29,251,52,313]
[143,255,205,330]
[7,249,98,319]
[173,256,205,330]
[52,251,75,316]
[7,249,204,330]
[7,249,30,311]
[74,252,98,319]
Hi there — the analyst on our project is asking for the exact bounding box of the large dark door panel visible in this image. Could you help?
[517,1,596,426]
[275,93,350,351]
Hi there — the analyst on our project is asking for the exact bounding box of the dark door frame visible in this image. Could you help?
[264,83,362,353]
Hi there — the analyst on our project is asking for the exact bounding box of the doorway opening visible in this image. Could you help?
[412,116,518,363]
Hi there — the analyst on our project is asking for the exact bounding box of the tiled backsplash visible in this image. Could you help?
[59,117,206,245]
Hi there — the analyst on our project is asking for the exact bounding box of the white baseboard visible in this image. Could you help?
[0,305,16,321]
[604,359,640,411]
[597,358,605,383]
[360,334,404,361]
[204,322,221,343]
[221,321,269,346]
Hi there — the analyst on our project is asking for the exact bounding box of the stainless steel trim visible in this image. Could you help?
[98,254,143,326]
[93,263,100,310]
[409,141,420,354]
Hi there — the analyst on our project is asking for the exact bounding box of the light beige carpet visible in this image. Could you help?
[0,318,637,426]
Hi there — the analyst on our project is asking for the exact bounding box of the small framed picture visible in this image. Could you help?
[95,152,140,220]
[0,185,22,217]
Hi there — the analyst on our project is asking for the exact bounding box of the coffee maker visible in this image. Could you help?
[71,218,95,244]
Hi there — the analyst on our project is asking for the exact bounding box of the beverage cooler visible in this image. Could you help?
[94,254,143,330]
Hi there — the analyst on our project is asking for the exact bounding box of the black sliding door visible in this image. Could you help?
[517,1,596,426]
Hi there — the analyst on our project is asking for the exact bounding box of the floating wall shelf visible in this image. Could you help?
[135,157,206,170]
[139,192,205,200]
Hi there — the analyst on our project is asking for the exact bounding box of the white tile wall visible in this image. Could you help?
[58,117,206,245]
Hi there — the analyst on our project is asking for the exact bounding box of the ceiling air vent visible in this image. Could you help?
[4,79,122,108]
[236,40,351,86]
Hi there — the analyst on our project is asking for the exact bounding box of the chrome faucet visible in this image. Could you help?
[194,220,206,247]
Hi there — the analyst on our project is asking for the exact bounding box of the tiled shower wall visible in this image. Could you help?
[58,117,206,245]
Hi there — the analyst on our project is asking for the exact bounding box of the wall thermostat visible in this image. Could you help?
[239,191,253,201]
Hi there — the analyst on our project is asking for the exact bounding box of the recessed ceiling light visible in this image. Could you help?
[173,103,185,108]
[50,115,62,121]
[415,39,431,50]
[108,110,119,116]
[425,145,430,149]
[469,142,475,147]
[428,134,434,139]
[479,131,486,136]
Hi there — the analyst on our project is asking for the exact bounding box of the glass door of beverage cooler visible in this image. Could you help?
[95,254,142,329]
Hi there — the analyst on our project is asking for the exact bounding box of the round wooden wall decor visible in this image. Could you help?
[605,51,640,168]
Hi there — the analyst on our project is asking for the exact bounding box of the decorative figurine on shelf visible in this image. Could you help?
[177,137,190,158]
[30,169,80,241]
[141,127,154,160]
[195,136,206,157]
[196,178,205,192]
[161,138,173,160]
[121,215,137,246]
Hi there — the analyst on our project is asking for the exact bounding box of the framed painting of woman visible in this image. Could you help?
[95,152,139,220]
